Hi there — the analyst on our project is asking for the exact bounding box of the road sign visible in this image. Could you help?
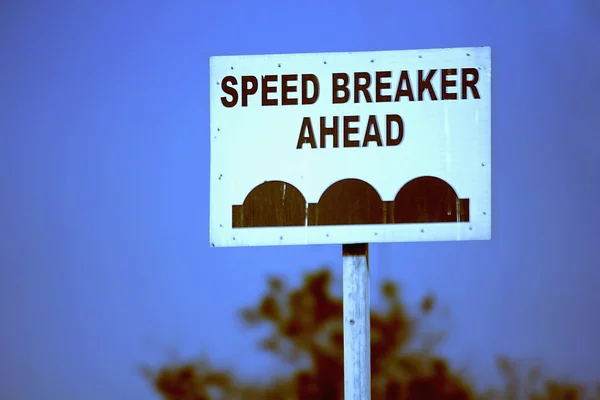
[209,46,491,247]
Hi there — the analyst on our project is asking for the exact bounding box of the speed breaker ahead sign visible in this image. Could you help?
[209,46,491,247]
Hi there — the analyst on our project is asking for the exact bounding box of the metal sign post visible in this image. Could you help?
[343,243,371,399]
[209,46,492,399]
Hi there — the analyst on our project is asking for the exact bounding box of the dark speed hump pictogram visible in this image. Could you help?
[233,177,469,228]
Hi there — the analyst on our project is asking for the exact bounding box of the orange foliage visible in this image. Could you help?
[144,267,599,400]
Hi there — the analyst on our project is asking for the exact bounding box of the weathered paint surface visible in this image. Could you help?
[232,176,469,228]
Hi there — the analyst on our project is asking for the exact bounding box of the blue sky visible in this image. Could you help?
[1,1,599,399]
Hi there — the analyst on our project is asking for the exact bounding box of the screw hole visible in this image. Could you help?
[278,63,281,67]
[420,229,425,233]
[349,319,355,325]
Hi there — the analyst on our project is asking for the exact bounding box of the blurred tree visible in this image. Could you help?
[143,266,599,400]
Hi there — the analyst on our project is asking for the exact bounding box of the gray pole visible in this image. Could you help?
[342,243,371,399]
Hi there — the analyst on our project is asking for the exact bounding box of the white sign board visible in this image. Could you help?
[209,46,491,247]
